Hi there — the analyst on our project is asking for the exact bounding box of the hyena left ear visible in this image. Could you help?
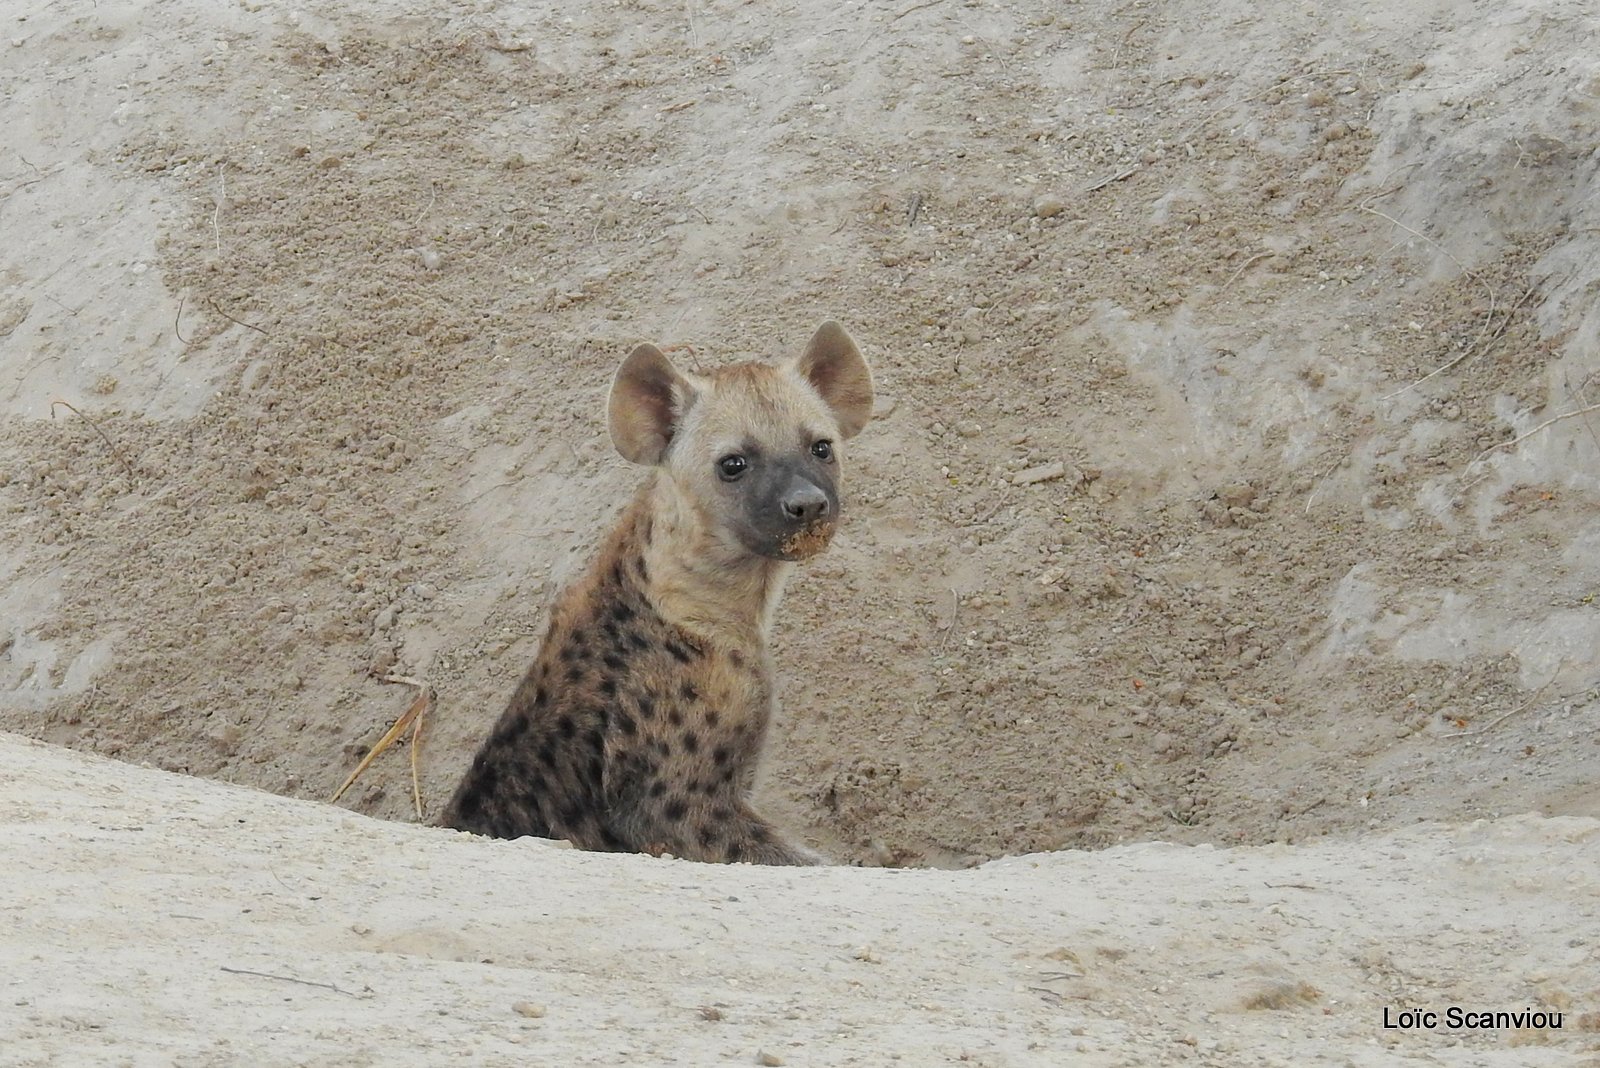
[609,343,697,465]
[792,321,874,439]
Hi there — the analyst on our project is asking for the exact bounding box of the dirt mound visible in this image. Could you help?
[5,733,1598,1065]
[2,0,1598,867]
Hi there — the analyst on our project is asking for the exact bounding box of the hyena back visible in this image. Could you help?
[440,321,873,865]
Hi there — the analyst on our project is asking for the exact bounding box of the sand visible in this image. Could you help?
[1,0,1598,1060]
[3,732,1597,1065]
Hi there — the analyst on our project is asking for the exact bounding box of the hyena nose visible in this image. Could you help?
[781,484,829,524]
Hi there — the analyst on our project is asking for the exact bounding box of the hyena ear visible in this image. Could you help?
[609,343,697,465]
[792,321,874,439]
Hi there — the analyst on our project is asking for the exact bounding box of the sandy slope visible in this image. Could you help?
[2,731,1596,1066]
[4,0,1598,868]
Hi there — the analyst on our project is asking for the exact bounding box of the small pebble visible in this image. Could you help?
[1013,461,1067,486]
[513,1001,547,1019]
[1032,194,1066,219]
[1216,482,1257,508]
[756,1053,785,1067]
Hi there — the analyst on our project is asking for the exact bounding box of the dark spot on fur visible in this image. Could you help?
[614,711,637,736]
[598,825,626,851]
[705,709,720,728]
[728,650,744,669]
[682,730,699,754]
[586,754,603,785]
[610,561,625,586]
[654,738,672,757]
[558,802,584,828]
[455,787,485,819]
[610,600,636,625]
[492,714,529,746]
[584,727,604,754]
[649,780,668,798]
[538,741,558,768]
[663,798,688,822]
[601,652,627,672]
[667,707,684,727]
[679,682,698,702]
[533,686,547,707]
[727,841,745,862]
[625,630,649,652]
[719,765,737,784]
[749,824,769,843]
[566,664,584,683]
[698,779,719,796]
[599,676,618,697]
[665,640,693,664]
[698,825,719,848]
[712,744,732,767]
[557,715,576,740]
[636,694,656,720]
[472,760,500,795]
[713,805,734,822]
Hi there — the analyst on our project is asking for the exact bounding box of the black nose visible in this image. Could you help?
[781,484,829,524]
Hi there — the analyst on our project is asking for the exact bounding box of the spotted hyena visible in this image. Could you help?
[441,321,873,865]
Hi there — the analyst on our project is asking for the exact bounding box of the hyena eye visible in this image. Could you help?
[810,440,834,462]
[717,454,749,481]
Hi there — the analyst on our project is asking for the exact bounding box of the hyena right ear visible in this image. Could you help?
[609,343,697,465]
[793,321,874,439]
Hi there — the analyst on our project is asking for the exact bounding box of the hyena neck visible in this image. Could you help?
[626,474,791,650]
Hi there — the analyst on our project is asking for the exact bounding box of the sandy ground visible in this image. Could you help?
[3,731,1597,1067]
[1,0,1599,1060]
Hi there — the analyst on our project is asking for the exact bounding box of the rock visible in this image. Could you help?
[1013,461,1067,485]
[1033,194,1066,219]
[513,1002,546,1018]
[1217,482,1257,508]
[756,1053,785,1067]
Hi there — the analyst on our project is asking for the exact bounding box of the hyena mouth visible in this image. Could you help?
[780,520,837,560]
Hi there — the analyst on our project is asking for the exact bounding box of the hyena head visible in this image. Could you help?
[608,321,873,562]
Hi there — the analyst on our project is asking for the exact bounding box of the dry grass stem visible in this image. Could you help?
[49,398,137,479]
[330,684,434,811]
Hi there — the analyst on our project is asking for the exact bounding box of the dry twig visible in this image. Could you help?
[173,295,193,345]
[1358,204,1499,400]
[49,399,137,479]
[1466,403,1600,471]
[1444,669,1561,738]
[219,966,369,999]
[207,298,268,335]
[1219,251,1272,294]
[890,0,944,22]
[1085,166,1137,193]
[330,683,434,816]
